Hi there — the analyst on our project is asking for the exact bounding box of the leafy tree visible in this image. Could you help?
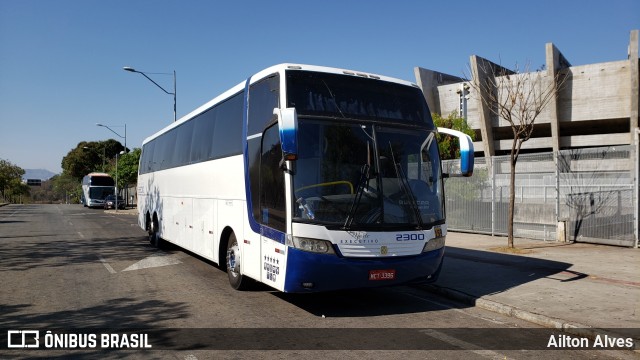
[52,173,82,203]
[61,140,124,180]
[0,159,27,203]
[432,111,476,160]
[106,148,141,190]
[4,181,30,203]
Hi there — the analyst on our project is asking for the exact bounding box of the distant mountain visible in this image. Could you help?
[22,169,58,181]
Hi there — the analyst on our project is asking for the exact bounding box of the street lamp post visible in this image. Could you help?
[96,123,127,153]
[97,124,128,208]
[115,150,125,212]
[123,66,176,122]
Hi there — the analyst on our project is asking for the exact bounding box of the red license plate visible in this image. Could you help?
[369,269,396,281]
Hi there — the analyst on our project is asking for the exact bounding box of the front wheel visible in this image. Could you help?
[226,233,249,290]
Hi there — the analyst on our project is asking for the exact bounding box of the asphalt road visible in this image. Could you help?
[0,204,635,360]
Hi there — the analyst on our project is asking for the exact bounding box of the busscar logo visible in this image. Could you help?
[7,330,40,348]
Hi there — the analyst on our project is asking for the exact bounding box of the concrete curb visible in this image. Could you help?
[421,284,632,341]
[104,209,138,216]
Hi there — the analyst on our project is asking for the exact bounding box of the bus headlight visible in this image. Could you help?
[292,237,336,254]
[422,236,445,253]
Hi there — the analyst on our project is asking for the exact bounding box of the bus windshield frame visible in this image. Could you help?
[287,71,444,231]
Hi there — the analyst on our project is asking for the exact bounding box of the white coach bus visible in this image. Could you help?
[82,172,115,208]
[137,64,473,292]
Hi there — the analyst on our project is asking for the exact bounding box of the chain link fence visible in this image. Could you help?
[443,145,637,247]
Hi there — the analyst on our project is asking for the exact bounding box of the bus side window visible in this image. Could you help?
[259,124,286,232]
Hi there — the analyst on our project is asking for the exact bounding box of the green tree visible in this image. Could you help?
[61,140,124,180]
[52,173,82,203]
[0,159,27,203]
[432,111,476,160]
[106,148,141,190]
[5,182,30,203]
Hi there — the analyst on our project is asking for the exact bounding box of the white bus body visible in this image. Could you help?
[137,64,473,292]
[82,172,115,208]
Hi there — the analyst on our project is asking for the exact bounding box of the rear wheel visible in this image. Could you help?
[226,233,249,290]
[148,214,162,248]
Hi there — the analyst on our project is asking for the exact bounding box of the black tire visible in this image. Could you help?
[226,233,249,290]
[148,214,162,248]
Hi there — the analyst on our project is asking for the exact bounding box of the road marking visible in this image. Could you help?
[402,291,507,325]
[0,209,20,222]
[122,253,183,272]
[419,329,504,358]
[77,232,85,239]
[98,255,117,274]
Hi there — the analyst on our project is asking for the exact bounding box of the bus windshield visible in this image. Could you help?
[286,70,434,128]
[292,119,444,230]
[89,187,114,200]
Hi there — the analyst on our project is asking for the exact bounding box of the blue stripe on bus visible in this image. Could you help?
[283,247,445,293]
[242,77,261,234]
[261,226,286,244]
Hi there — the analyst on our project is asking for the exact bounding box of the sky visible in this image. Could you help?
[1,0,638,174]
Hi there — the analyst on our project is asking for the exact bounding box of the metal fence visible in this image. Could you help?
[443,146,638,247]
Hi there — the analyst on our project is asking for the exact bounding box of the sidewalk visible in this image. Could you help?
[427,231,639,340]
[104,207,138,215]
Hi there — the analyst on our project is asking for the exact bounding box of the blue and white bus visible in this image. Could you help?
[82,172,115,208]
[137,64,473,292]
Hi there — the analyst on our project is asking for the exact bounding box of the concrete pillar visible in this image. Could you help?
[469,55,514,158]
[414,67,465,115]
[546,43,571,153]
[630,30,639,134]
[470,55,496,158]
[630,30,639,247]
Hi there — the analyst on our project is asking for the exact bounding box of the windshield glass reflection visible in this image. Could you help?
[292,120,443,230]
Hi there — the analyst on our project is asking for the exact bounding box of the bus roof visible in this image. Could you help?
[141,63,419,145]
[85,172,112,178]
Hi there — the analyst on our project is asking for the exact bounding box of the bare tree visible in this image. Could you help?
[471,61,566,247]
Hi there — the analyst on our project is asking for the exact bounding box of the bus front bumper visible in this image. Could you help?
[283,247,445,293]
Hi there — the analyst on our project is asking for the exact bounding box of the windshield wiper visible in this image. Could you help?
[389,142,424,230]
[343,163,370,229]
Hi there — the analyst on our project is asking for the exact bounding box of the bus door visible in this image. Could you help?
[257,122,289,290]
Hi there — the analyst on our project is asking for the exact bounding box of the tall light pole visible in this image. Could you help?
[97,124,127,208]
[123,66,176,122]
[96,123,127,153]
[115,150,125,212]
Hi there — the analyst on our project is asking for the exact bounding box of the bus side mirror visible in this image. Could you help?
[274,107,298,161]
[437,127,474,177]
